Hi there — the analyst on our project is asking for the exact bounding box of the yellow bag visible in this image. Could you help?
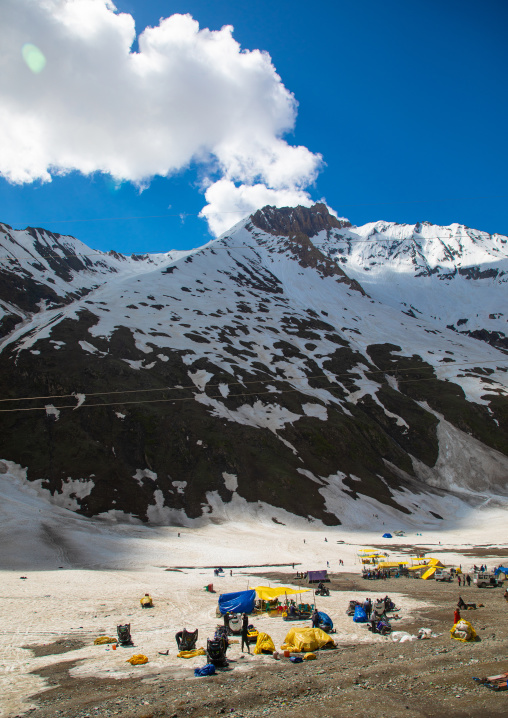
[94,636,117,645]
[126,654,148,665]
[303,652,317,661]
[254,632,275,655]
[177,648,206,659]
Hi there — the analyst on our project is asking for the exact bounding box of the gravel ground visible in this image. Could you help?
[17,572,508,718]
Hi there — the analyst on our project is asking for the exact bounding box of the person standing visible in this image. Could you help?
[241,613,250,654]
[457,575,461,587]
[454,608,461,625]
[224,611,230,632]
[311,608,320,628]
[466,574,471,587]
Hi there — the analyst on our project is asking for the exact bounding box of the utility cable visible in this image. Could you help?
[0,359,505,405]
[0,368,505,413]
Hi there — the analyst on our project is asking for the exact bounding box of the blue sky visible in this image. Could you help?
[0,0,507,253]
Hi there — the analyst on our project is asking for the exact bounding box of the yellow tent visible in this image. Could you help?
[407,564,430,572]
[428,558,444,567]
[281,627,335,653]
[254,586,309,601]
[375,561,408,568]
[422,566,437,580]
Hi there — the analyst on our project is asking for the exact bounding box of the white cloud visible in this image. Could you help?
[0,0,322,234]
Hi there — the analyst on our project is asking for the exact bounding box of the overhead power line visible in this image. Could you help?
[0,359,505,413]
[0,358,505,405]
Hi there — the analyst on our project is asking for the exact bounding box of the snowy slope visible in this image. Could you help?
[310,219,508,349]
[0,205,506,528]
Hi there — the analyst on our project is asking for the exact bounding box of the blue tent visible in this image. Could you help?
[382,533,392,538]
[218,589,256,615]
[494,566,508,577]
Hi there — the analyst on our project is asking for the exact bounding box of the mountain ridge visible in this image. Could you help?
[0,204,506,529]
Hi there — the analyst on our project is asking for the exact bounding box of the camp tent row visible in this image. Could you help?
[218,586,310,615]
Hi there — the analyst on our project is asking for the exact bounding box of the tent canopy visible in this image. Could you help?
[375,561,407,568]
[382,533,393,538]
[218,589,256,615]
[428,558,444,567]
[254,586,309,601]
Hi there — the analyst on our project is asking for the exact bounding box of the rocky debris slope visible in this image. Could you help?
[0,205,506,526]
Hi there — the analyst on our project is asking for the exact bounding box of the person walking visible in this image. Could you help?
[241,613,250,654]
[466,574,471,587]
[457,575,461,587]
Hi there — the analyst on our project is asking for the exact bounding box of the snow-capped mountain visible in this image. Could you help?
[0,204,506,528]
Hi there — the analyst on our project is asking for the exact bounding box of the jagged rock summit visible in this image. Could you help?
[0,204,506,529]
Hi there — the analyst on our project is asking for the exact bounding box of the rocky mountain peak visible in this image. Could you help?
[250,203,351,238]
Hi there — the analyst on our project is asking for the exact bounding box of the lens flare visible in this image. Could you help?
[22,43,46,74]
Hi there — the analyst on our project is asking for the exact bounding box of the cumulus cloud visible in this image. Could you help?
[0,0,322,234]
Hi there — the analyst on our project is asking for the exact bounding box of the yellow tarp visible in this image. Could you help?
[255,586,309,601]
[303,652,317,660]
[450,620,477,642]
[281,627,335,653]
[94,636,117,645]
[254,632,275,655]
[407,564,429,571]
[422,566,437,580]
[126,654,148,665]
[428,558,444,567]
[177,648,206,659]
[375,561,408,568]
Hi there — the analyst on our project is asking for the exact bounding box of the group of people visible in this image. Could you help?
[457,573,471,586]
[363,569,389,580]
[473,564,488,572]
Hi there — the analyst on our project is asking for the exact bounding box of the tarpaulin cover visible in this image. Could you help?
[281,627,335,653]
[255,586,309,601]
[318,611,333,630]
[353,606,367,623]
[253,632,276,655]
[382,533,393,538]
[218,589,256,615]
[194,663,216,677]
[494,566,508,576]
[450,619,477,642]
[307,570,328,583]
[428,558,444,567]
[422,566,437,580]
